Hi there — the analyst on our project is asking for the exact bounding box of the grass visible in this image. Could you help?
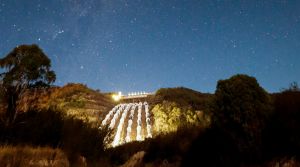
[0,145,70,167]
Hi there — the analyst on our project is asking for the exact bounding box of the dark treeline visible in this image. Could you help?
[182,76,300,166]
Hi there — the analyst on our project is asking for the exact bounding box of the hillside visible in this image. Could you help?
[152,87,212,110]
[1,82,299,166]
[16,83,115,125]
[149,87,212,135]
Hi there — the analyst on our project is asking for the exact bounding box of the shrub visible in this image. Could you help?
[61,117,107,163]
[104,126,202,166]
[0,145,69,167]
[1,109,63,147]
[152,101,204,135]
[181,126,240,167]
[211,74,272,162]
[0,108,108,166]
[263,91,300,158]
[154,87,211,110]
[144,126,201,164]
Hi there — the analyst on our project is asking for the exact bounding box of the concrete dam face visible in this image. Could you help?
[101,102,152,147]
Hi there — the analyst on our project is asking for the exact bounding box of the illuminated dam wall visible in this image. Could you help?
[101,102,152,147]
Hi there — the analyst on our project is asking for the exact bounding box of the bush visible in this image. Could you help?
[154,87,212,110]
[152,101,205,135]
[61,117,107,163]
[0,145,69,167]
[144,126,201,164]
[106,141,149,165]
[1,109,63,147]
[211,74,272,162]
[181,126,240,167]
[104,126,202,166]
[263,91,300,158]
[0,108,108,165]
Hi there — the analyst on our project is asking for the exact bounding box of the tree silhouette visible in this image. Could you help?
[283,82,300,92]
[211,74,272,161]
[0,44,56,125]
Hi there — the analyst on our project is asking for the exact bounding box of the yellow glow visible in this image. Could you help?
[112,92,122,102]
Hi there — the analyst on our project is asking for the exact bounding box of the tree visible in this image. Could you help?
[281,81,300,92]
[152,101,201,134]
[263,90,300,157]
[211,74,272,161]
[0,44,56,125]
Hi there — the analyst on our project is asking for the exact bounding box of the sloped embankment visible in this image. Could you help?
[17,83,115,125]
[149,87,212,135]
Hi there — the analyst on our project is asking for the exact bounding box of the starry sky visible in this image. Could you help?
[0,0,300,93]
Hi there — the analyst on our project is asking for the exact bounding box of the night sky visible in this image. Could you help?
[0,0,300,93]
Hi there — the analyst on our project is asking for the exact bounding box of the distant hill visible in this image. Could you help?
[16,83,115,125]
[152,87,212,110]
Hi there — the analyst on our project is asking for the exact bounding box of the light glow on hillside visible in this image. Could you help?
[112,92,122,101]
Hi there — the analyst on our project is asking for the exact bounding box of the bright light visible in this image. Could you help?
[112,92,122,101]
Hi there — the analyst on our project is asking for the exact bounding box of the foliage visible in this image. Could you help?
[264,157,300,167]
[144,126,202,164]
[0,145,69,167]
[154,87,212,110]
[15,83,114,125]
[263,91,300,158]
[104,126,202,166]
[210,74,272,161]
[151,101,205,134]
[4,109,64,147]
[49,83,90,109]
[182,126,241,167]
[281,81,300,92]
[1,65,299,167]
[0,44,56,88]
[18,83,93,111]
[0,44,55,125]
[106,141,149,165]
[151,87,211,136]
[0,108,108,165]
[61,116,108,163]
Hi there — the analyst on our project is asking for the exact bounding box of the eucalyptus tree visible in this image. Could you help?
[0,44,56,125]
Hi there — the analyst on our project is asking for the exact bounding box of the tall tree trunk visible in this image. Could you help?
[5,89,18,126]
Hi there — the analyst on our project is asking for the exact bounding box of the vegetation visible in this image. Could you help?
[182,77,299,166]
[211,74,272,162]
[17,83,114,125]
[0,45,110,166]
[0,108,109,166]
[104,125,202,166]
[152,101,208,134]
[0,145,69,167]
[153,87,212,110]
[0,44,56,126]
[1,45,300,166]
[150,87,211,135]
[263,89,300,159]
